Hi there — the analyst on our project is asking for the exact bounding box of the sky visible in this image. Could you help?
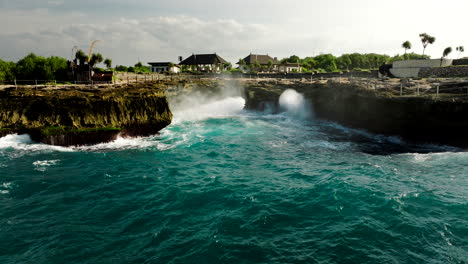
[0,0,467,66]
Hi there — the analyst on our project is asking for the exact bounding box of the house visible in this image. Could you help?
[279,62,302,73]
[148,62,181,74]
[179,53,228,73]
[237,54,280,72]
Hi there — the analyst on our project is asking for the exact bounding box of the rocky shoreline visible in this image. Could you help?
[242,78,468,148]
[2,77,468,148]
[0,82,173,146]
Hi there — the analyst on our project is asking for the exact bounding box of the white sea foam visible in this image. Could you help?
[0,134,73,154]
[172,96,245,123]
[278,89,312,119]
[33,160,60,171]
[0,182,13,194]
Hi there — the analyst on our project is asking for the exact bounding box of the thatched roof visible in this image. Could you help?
[180,54,228,65]
[240,54,279,65]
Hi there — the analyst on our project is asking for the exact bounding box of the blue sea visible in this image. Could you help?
[0,90,467,263]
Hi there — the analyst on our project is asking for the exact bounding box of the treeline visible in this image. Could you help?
[114,62,150,73]
[281,53,429,73]
[0,53,69,81]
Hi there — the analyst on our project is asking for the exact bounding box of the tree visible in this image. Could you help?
[223,62,232,70]
[0,59,16,81]
[135,62,143,68]
[267,60,273,72]
[456,46,464,58]
[419,33,436,56]
[441,47,452,66]
[253,60,261,71]
[89,53,103,67]
[115,65,128,72]
[402,41,412,59]
[104,58,112,69]
[314,54,337,72]
[75,50,88,65]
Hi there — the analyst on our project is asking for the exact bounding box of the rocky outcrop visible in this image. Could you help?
[419,66,468,78]
[244,80,468,148]
[0,83,172,146]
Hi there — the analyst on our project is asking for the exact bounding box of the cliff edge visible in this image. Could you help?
[0,84,172,146]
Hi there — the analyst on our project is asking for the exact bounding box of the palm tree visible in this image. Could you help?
[75,50,88,65]
[441,47,452,66]
[419,33,436,56]
[456,46,464,58]
[89,53,103,67]
[402,41,412,59]
[104,58,112,69]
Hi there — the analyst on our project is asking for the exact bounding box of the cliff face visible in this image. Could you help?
[244,80,468,148]
[0,84,172,146]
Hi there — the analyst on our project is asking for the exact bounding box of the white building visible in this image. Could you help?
[279,62,302,73]
[148,62,181,73]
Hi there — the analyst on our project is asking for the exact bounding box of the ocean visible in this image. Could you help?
[0,89,467,263]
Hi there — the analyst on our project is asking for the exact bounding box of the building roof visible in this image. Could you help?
[239,54,279,65]
[148,62,180,67]
[180,54,228,65]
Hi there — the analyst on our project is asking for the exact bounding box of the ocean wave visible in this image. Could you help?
[0,134,73,155]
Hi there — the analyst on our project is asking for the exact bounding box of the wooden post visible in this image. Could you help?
[35,80,38,90]
[436,85,439,97]
[127,76,129,85]
[54,80,57,88]
[136,75,138,83]
[14,79,17,90]
[417,85,420,96]
[145,74,147,82]
[400,83,403,96]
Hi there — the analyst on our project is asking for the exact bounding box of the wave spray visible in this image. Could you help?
[278,89,312,119]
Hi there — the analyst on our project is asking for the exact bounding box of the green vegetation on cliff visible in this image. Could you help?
[0,53,69,81]
[0,83,172,145]
[281,53,430,73]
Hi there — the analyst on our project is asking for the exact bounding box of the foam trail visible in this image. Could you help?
[0,134,72,153]
[278,89,312,119]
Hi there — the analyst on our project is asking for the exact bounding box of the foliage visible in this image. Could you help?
[89,53,103,67]
[441,47,452,66]
[223,62,232,70]
[114,65,128,72]
[419,33,436,55]
[132,62,149,73]
[0,59,16,81]
[279,52,429,73]
[456,46,464,58]
[442,47,452,58]
[75,50,88,65]
[282,55,301,63]
[402,41,412,56]
[104,58,112,69]
[13,53,68,81]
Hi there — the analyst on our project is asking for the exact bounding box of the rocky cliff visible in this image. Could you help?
[0,83,172,146]
[244,80,468,148]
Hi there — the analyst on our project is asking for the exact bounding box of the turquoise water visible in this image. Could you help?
[0,93,467,263]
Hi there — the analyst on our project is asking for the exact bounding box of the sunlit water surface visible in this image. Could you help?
[0,92,467,263]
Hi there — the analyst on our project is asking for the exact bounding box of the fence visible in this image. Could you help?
[360,80,468,98]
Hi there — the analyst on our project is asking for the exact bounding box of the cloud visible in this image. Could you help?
[0,11,281,65]
[47,0,64,6]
